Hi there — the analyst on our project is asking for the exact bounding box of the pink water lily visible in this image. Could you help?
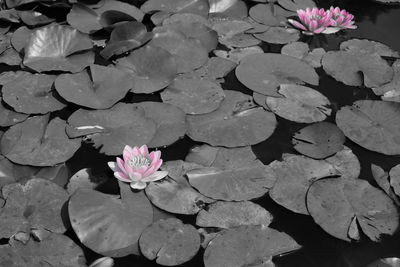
[329,6,357,30]
[108,145,168,190]
[288,7,333,35]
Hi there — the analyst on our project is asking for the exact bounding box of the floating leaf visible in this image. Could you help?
[325,146,360,179]
[371,164,400,205]
[292,122,345,159]
[67,168,108,195]
[254,27,300,44]
[183,56,237,81]
[161,77,225,115]
[116,45,177,94]
[0,97,28,127]
[145,160,214,215]
[1,115,81,166]
[249,3,295,26]
[266,84,331,123]
[209,0,248,19]
[187,90,276,147]
[281,41,326,68]
[0,233,86,267]
[307,177,399,242]
[19,10,54,26]
[2,72,65,114]
[268,154,340,214]
[23,24,94,73]
[55,64,131,109]
[219,32,261,48]
[0,179,69,239]
[66,3,103,34]
[389,164,400,197]
[277,0,316,11]
[214,46,264,63]
[67,103,156,155]
[141,0,209,17]
[196,201,273,228]
[203,225,301,267]
[69,182,153,257]
[373,59,400,102]
[186,146,276,201]
[10,26,30,52]
[139,218,201,266]
[336,100,400,155]
[340,39,399,58]
[236,53,319,96]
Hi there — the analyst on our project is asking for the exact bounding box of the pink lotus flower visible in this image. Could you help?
[108,145,168,190]
[288,7,333,35]
[329,6,357,30]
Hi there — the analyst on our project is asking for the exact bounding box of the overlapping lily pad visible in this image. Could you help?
[281,41,326,68]
[236,53,319,96]
[307,177,399,242]
[141,0,209,17]
[0,97,28,126]
[187,90,277,147]
[278,0,316,11]
[336,100,400,155]
[254,26,300,44]
[69,182,153,257]
[66,103,156,155]
[0,179,69,239]
[373,59,400,102]
[55,64,131,109]
[249,4,295,26]
[1,115,81,166]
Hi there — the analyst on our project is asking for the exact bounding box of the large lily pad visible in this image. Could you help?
[254,26,300,44]
[0,179,69,239]
[236,53,319,96]
[2,72,65,114]
[307,177,399,242]
[336,100,400,155]
[23,24,94,73]
[187,90,277,147]
[292,122,345,159]
[1,115,81,166]
[161,77,225,114]
[145,160,214,215]
[203,225,301,267]
[69,182,153,257]
[116,45,177,94]
[0,97,28,127]
[139,218,201,266]
[266,84,331,123]
[268,154,340,214]
[209,0,247,19]
[340,39,399,58]
[0,233,86,267]
[55,64,131,109]
[66,103,156,155]
[186,146,276,201]
[196,201,273,228]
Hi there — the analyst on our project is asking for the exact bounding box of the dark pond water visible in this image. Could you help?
[2,0,400,266]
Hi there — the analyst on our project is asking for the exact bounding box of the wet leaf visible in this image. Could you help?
[219,32,261,48]
[1,115,81,166]
[0,97,28,127]
[67,168,108,195]
[249,3,295,26]
[307,177,399,242]
[203,225,301,267]
[141,0,209,17]
[196,201,273,228]
[340,39,399,58]
[139,218,200,266]
[55,64,131,109]
[161,77,225,115]
[19,10,54,26]
[372,59,400,102]
[336,100,400,155]
[266,84,331,123]
[254,27,300,44]
[209,0,248,19]
[69,182,153,257]
[187,90,277,147]
[277,0,316,11]
[292,122,345,159]
[0,179,69,239]
[183,56,237,81]
[281,41,326,68]
[67,103,156,155]
[214,45,264,63]
[236,53,319,96]
[325,146,360,179]
[186,146,276,201]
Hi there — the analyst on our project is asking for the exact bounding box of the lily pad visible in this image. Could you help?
[132,102,187,148]
[0,179,69,239]
[236,53,319,96]
[281,41,326,68]
[203,225,301,267]
[183,56,237,81]
[292,122,345,159]
[219,32,261,48]
[325,146,360,179]
[209,18,252,36]
[187,90,277,147]
[23,24,94,73]
[1,115,81,166]
[277,0,316,11]
[2,72,65,114]
[340,39,399,58]
[388,164,400,197]
[19,10,54,26]
[371,164,400,205]
[0,97,28,127]
[0,233,86,267]
[55,64,131,109]
[115,45,177,94]
[145,160,214,215]
[372,59,400,102]
[209,0,248,19]
[214,46,264,63]
[266,84,331,123]
[139,218,201,266]
[186,146,276,201]
[307,177,399,242]
[249,3,295,26]
[67,168,108,195]
[161,77,225,114]
[336,100,400,155]
[254,27,300,44]
[69,182,153,257]
[141,0,209,17]
[196,201,273,228]
[268,154,340,214]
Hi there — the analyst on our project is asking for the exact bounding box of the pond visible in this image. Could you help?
[0,0,400,267]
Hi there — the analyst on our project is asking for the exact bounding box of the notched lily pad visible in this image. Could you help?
[281,41,326,68]
[139,218,201,266]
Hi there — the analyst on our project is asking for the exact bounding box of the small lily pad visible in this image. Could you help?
[139,218,201,266]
